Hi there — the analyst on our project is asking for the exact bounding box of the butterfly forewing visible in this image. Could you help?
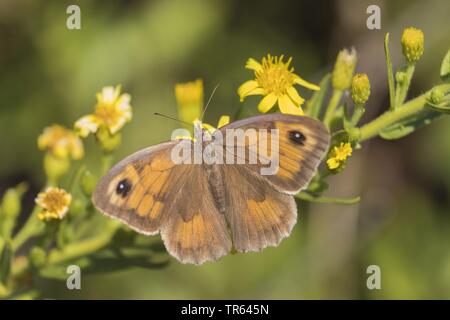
[92,140,232,265]
[220,114,330,194]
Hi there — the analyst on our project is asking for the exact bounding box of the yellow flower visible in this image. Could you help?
[201,115,230,133]
[326,142,352,170]
[75,85,132,137]
[38,125,84,159]
[238,54,320,115]
[175,79,203,125]
[35,187,72,221]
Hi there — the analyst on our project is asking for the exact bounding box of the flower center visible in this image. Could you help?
[95,104,121,126]
[43,191,67,212]
[255,56,295,96]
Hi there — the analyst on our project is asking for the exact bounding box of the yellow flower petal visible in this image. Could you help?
[238,80,260,100]
[327,158,340,170]
[70,138,84,160]
[278,94,304,115]
[245,58,263,72]
[286,86,305,106]
[108,117,127,135]
[294,75,320,91]
[74,115,100,137]
[257,93,278,113]
[53,142,70,158]
[175,135,195,141]
[217,115,230,128]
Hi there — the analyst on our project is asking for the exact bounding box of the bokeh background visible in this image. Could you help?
[1,0,450,299]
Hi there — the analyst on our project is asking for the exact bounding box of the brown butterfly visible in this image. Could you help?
[92,113,330,265]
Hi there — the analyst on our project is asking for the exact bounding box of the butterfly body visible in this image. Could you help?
[93,114,330,265]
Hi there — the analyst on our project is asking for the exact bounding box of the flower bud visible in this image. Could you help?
[332,48,357,90]
[175,79,203,126]
[69,198,85,216]
[81,170,98,197]
[1,189,21,219]
[395,70,407,84]
[351,73,371,105]
[429,87,445,105]
[30,246,47,268]
[96,126,122,153]
[44,152,70,183]
[401,27,424,63]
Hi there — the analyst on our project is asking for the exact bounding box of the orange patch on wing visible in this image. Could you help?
[150,152,176,171]
[247,198,282,228]
[126,181,145,209]
[149,200,163,219]
[136,195,154,216]
[173,214,208,250]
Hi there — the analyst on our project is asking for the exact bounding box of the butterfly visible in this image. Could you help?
[92,113,330,265]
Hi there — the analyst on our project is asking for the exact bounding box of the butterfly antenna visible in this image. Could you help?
[153,113,191,126]
[201,84,220,121]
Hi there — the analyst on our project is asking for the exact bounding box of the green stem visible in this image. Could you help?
[384,33,396,110]
[350,104,366,127]
[297,192,360,205]
[68,164,86,194]
[47,220,119,265]
[323,89,343,128]
[12,207,44,251]
[12,220,120,279]
[395,63,415,107]
[360,83,450,141]
[101,153,114,175]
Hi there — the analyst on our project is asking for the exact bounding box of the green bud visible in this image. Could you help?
[1,189,21,218]
[351,73,371,105]
[30,246,47,268]
[332,48,357,90]
[80,170,98,197]
[396,70,406,83]
[70,198,86,216]
[1,183,27,239]
[96,126,122,153]
[401,27,424,63]
[44,152,70,184]
[429,87,445,105]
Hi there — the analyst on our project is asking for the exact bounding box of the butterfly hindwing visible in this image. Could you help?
[160,165,232,265]
[219,164,297,253]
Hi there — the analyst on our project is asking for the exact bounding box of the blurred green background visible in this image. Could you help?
[1,0,450,299]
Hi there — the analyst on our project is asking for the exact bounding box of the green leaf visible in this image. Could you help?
[427,100,450,114]
[440,48,450,82]
[379,109,442,140]
[305,73,331,119]
[0,238,12,284]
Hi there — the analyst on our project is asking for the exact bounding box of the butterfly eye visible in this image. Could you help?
[288,130,306,146]
[116,179,132,197]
